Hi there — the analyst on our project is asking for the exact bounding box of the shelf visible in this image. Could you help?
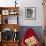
[1,40,19,46]
[0,24,20,32]
[0,7,19,24]
[0,7,19,10]
[0,7,19,16]
[2,40,19,43]
[1,15,18,24]
[0,7,19,46]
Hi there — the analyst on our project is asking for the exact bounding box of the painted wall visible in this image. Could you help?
[0,0,44,26]
[18,0,44,26]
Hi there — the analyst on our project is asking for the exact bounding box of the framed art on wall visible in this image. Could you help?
[25,7,36,20]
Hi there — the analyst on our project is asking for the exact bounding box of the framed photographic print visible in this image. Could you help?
[25,7,36,20]
[2,10,9,15]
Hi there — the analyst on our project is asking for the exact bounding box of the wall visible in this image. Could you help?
[18,0,44,26]
[0,0,44,26]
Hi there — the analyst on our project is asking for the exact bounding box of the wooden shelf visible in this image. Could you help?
[1,40,19,46]
[0,7,19,46]
[2,40,19,42]
[0,7,19,15]
[0,24,20,32]
[0,7,19,24]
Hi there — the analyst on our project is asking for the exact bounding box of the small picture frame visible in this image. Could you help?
[2,10,9,15]
[25,7,36,20]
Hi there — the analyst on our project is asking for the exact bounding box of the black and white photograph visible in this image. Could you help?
[25,7,36,20]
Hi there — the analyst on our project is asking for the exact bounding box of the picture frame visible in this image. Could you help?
[25,7,36,20]
[2,10,9,15]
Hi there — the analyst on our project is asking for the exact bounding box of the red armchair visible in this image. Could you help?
[21,28,41,46]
